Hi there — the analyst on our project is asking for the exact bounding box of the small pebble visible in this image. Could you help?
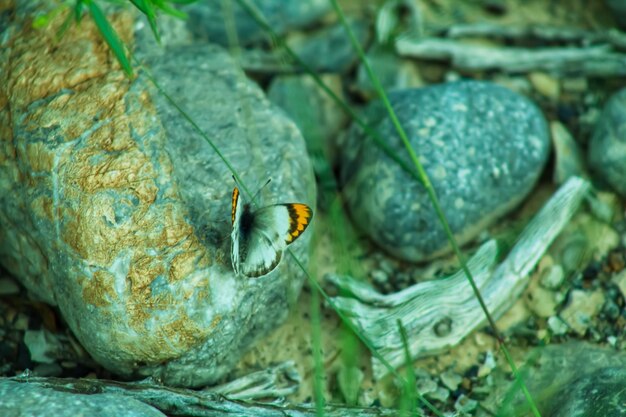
[416,377,437,395]
[602,299,621,320]
[529,72,560,100]
[454,394,478,412]
[540,264,565,290]
[548,316,569,335]
[425,386,449,402]
[608,251,626,272]
[477,351,496,378]
[612,270,626,299]
[607,335,617,346]
[379,259,394,275]
[560,289,605,335]
[440,370,463,391]
[371,270,388,285]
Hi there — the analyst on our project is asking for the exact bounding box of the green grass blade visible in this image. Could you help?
[85,0,133,77]
[234,0,422,186]
[311,271,326,415]
[74,0,84,22]
[287,250,441,416]
[397,320,418,417]
[152,0,188,19]
[135,63,251,198]
[328,1,542,415]
[130,0,161,43]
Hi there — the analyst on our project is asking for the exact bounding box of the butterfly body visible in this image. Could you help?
[231,187,312,277]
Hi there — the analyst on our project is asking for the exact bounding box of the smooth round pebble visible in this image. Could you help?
[340,81,550,262]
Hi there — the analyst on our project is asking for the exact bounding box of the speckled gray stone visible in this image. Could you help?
[0,380,165,417]
[589,87,626,198]
[185,0,331,46]
[0,4,314,388]
[340,81,550,262]
[551,367,626,417]
[498,342,626,417]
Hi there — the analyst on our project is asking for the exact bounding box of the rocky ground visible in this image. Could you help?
[1,0,625,416]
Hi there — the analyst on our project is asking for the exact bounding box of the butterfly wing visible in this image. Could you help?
[233,201,312,278]
[231,187,243,276]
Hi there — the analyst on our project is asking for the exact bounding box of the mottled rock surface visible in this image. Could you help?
[185,0,331,46]
[287,18,372,74]
[0,3,314,387]
[589,87,626,198]
[0,380,165,417]
[497,342,626,417]
[340,81,550,262]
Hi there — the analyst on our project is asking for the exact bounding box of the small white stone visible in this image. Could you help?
[440,370,462,391]
[612,270,626,299]
[560,289,605,335]
[529,72,560,100]
[540,264,565,289]
[548,316,568,335]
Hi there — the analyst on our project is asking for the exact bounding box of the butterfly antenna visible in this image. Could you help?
[251,178,272,205]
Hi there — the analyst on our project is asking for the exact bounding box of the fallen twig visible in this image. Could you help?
[396,36,626,76]
[328,177,591,379]
[3,374,408,417]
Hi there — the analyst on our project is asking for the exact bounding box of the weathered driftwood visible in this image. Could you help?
[3,372,409,417]
[395,36,626,76]
[445,23,626,51]
[328,177,591,379]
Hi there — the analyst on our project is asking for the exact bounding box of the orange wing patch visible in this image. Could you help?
[286,203,312,244]
[231,187,240,225]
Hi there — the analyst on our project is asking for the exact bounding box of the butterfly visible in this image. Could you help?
[231,185,312,277]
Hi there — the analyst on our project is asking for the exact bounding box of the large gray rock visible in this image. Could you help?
[0,4,314,387]
[0,380,165,417]
[589,87,626,198]
[340,81,550,262]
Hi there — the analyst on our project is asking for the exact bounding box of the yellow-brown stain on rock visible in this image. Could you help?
[31,195,54,222]
[4,9,133,110]
[127,253,167,294]
[25,142,55,172]
[169,252,199,283]
[66,148,158,204]
[2,4,220,365]
[112,312,210,362]
[82,270,117,308]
